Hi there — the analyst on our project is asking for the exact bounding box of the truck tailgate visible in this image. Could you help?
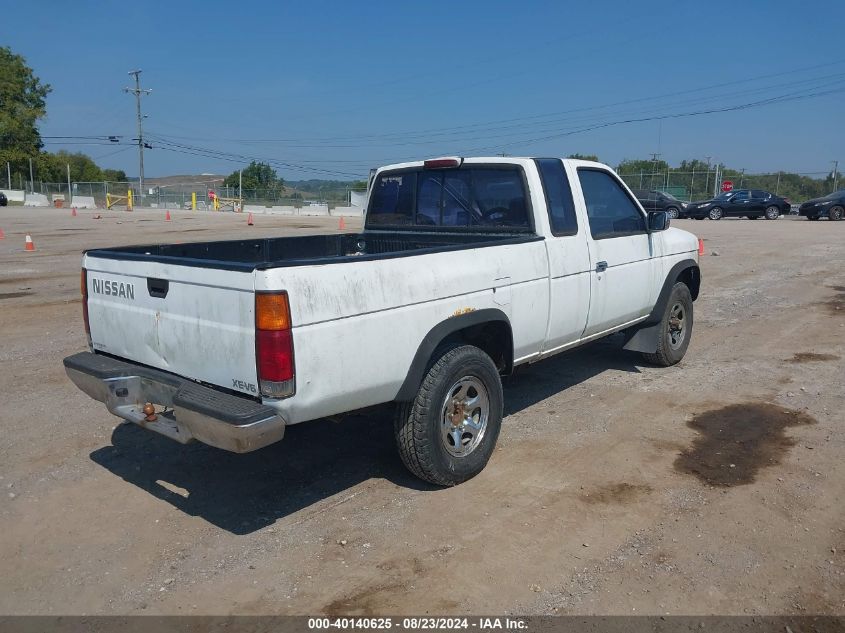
[84,255,259,396]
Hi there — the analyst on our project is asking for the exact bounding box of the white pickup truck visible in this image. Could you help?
[65,157,701,485]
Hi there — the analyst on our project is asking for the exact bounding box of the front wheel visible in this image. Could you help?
[829,206,844,221]
[394,345,503,486]
[665,207,680,220]
[641,283,694,367]
[708,207,723,220]
[765,205,780,220]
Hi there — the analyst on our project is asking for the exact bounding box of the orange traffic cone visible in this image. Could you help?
[25,234,35,251]
[0,228,5,240]
[697,238,705,256]
[247,212,254,226]
[338,216,346,230]
[165,210,171,221]
[71,207,77,217]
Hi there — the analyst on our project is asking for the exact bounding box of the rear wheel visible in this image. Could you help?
[642,283,694,367]
[708,207,723,220]
[665,207,680,220]
[829,206,844,221]
[394,345,503,486]
[765,205,780,220]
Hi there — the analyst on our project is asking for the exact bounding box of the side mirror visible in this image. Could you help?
[648,211,669,231]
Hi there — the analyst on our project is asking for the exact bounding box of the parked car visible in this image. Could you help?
[64,156,701,486]
[0,192,7,207]
[632,189,688,219]
[686,189,790,220]
[799,190,845,221]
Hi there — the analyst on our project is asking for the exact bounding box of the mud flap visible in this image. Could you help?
[622,322,661,354]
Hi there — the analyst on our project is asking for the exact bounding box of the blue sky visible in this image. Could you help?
[6,0,845,180]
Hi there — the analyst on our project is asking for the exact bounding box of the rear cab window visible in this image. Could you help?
[367,164,533,231]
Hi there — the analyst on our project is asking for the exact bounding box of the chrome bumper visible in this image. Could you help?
[63,352,285,453]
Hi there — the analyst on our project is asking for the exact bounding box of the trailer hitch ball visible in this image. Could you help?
[143,403,158,422]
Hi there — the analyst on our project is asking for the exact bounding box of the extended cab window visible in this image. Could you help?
[367,166,531,230]
[577,169,646,240]
[535,159,578,235]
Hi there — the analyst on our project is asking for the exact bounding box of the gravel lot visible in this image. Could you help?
[0,207,843,616]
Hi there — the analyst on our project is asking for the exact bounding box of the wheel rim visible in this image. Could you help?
[766,206,779,219]
[668,208,678,219]
[667,302,687,350]
[440,376,489,457]
[709,208,722,220]
[832,207,844,221]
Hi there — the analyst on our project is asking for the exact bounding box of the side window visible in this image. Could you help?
[577,169,646,240]
[732,190,750,201]
[535,159,578,235]
[751,189,767,200]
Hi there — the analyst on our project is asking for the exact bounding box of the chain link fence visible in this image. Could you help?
[20,181,368,210]
[617,169,838,202]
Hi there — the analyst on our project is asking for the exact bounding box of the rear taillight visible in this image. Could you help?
[81,268,92,349]
[255,292,295,398]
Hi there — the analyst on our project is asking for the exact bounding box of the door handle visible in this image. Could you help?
[147,278,169,298]
[595,261,608,273]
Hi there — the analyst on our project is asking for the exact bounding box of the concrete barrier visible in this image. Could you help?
[244,204,270,214]
[24,193,49,207]
[71,196,98,209]
[331,206,364,217]
[1,189,25,203]
[299,204,329,216]
[269,206,298,215]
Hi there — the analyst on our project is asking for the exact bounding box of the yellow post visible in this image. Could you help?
[214,196,220,211]
[127,189,133,211]
[106,193,112,209]
[191,192,197,211]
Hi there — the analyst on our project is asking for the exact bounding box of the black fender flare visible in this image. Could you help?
[394,308,512,402]
[623,259,700,353]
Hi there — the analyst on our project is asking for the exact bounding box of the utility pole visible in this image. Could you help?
[704,156,712,197]
[833,160,839,192]
[124,70,151,203]
[649,153,661,189]
[67,163,72,203]
[739,168,745,189]
[6,162,10,190]
[28,157,34,193]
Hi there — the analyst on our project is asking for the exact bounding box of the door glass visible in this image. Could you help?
[577,169,646,240]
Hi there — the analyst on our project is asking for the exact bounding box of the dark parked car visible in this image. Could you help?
[799,190,845,221]
[685,189,790,220]
[0,192,7,207]
[632,189,688,219]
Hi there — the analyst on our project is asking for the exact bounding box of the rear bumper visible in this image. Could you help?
[63,352,285,452]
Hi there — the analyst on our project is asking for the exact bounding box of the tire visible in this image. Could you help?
[747,215,760,220]
[708,207,723,220]
[808,216,820,221]
[765,205,780,220]
[665,207,680,220]
[394,344,503,486]
[641,283,694,367]
[829,206,844,221]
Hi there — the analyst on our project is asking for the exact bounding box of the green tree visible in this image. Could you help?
[0,47,52,180]
[567,153,599,161]
[224,161,284,193]
[101,168,128,182]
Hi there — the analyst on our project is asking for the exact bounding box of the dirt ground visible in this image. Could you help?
[0,207,843,616]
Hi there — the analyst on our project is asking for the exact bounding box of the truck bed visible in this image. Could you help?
[85,230,540,271]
